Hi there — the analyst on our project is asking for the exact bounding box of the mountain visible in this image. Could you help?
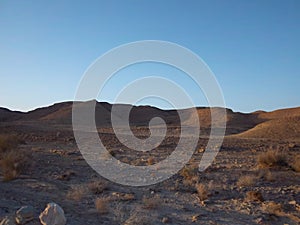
[1,101,300,139]
[0,107,23,122]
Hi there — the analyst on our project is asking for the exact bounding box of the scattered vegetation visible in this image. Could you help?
[262,201,284,216]
[0,134,22,153]
[257,148,288,168]
[236,174,257,187]
[180,166,199,186]
[147,156,155,165]
[180,166,197,180]
[262,201,300,222]
[245,191,264,202]
[67,185,88,201]
[88,180,108,194]
[257,169,274,182]
[0,134,28,181]
[142,195,161,210]
[195,183,208,201]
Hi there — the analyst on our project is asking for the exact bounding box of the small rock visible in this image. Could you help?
[162,217,170,223]
[15,205,35,224]
[289,200,297,205]
[192,215,200,222]
[0,216,15,225]
[39,203,66,225]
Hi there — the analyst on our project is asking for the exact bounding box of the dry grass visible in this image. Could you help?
[147,156,155,165]
[262,201,284,216]
[67,185,88,201]
[111,192,135,201]
[180,166,198,180]
[257,169,274,182]
[196,183,208,201]
[262,201,300,222]
[95,197,109,214]
[142,195,161,210]
[257,148,288,168]
[0,150,29,181]
[124,211,151,225]
[236,174,257,187]
[0,134,21,153]
[245,191,264,202]
[88,180,108,194]
[0,134,28,181]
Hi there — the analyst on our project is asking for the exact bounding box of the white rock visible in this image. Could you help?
[39,203,66,225]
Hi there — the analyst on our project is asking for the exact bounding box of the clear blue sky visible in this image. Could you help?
[0,0,299,112]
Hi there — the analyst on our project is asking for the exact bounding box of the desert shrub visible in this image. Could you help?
[245,191,264,202]
[88,180,108,194]
[95,197,109,214]
[291,156,300,172]
[262,201,284,216]
[142,195,161,210]
[257,169,274,182]
[180,166,198,182]
[257,148,288,168]
[67,185,88,201]
[236,174,257,187]
[0,134,22,153]
[0,135,28,181]
[147,156,155,165]
[196,183,208,201]
[0,149,29,181]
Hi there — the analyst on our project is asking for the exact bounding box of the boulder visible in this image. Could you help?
[39,203,66,225]
[15,205,35,224]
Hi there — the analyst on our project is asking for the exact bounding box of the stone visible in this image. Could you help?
[162,217,170,223]
[39,203,66,225]
[15,205,35,224]
[0,216,15,225]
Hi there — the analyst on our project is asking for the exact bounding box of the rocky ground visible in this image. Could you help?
[0,123,299,225]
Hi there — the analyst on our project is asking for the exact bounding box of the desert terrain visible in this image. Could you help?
[0,101,299,225]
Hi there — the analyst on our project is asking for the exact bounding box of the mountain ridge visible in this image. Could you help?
[1,101,300,139]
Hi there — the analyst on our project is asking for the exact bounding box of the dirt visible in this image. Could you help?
[0,102,299,225]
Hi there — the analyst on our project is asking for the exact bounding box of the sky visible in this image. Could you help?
[0,0,299,113]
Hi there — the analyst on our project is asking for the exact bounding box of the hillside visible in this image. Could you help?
[1,101,300,139]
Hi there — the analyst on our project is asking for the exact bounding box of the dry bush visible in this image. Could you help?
[67,185,88,201]
[88,180,108,194]
[124,211,151,225]
[111,192,135,201]
[196,183,208,201]
[142,195,161,210]
[236,174,257,187]
[245,191,264,202]
[262,201,300,222]
[257,148,288,168]
[147,156,155,165]
[0,134,21,153]
[180,166,197,179]
[258,169,274,182]
[291,156,300,172]
[262,201,284,216]
[95,197,109,214]
[0,149,29,181]
[0,134,28,181]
